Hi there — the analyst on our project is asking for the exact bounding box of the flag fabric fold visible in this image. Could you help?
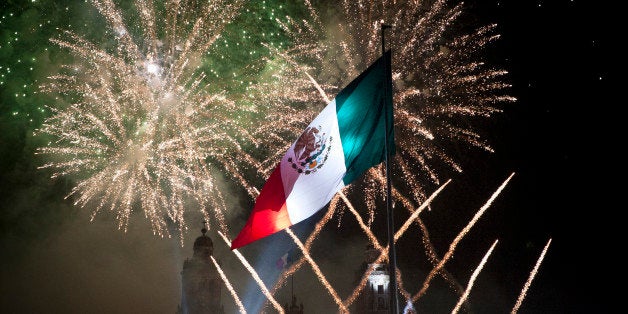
[231,50,394,250]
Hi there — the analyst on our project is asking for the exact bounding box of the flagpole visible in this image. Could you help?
[381,23,399,314]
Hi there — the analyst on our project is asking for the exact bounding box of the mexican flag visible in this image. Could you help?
[231,50,394,249]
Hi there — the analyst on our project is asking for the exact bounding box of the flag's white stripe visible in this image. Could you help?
[282,99,347,224]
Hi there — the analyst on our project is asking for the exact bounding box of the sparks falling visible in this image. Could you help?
[35,0,264,238]
[451,240,499,314]
[211,256,247,314]
[413,172,515,302]
[511,238,553,314]
[218,231,284,314]
[286,228,349,313]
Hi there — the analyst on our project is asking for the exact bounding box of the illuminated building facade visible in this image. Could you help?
[354,244,391,313]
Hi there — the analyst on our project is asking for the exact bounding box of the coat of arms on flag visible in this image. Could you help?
[287,126,333,175]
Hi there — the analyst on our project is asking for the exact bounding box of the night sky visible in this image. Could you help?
[0,0,612,313]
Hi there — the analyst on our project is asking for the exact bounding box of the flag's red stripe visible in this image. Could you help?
[230,164,292,249]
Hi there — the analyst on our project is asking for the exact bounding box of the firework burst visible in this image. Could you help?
[35,0,261,238]
[251,0,516,220]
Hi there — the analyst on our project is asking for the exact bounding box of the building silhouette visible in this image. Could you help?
[177,227,224,314]
[284,294,304,314]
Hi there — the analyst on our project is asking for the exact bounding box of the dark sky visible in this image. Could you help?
[0,0,613,313]
[469,0,613,312]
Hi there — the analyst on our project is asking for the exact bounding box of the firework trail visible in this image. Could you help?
[412,211,468,301]
[269,181,444,310]
[217,231,284,314]
[261,173,513,312]
[451,239,498,314]
[267,181,453,310]
[343,180,463,307]
[343,179,450,307]
[395,267,412,302]
[394,180,451,240]
[341,192,385,252]
[511,238,552,314]
[413,172,515,302]
[286,228,349,313]
[373,168,469,303]
[211,256,247,314]
[264,196,339,312]
[36,0,263,238]
[339,178,472,310]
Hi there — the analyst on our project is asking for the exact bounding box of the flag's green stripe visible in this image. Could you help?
[336,50,395,185]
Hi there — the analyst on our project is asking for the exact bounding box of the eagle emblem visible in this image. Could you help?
[287,126,333,174]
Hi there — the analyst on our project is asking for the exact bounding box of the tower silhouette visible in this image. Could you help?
[177,227,224,314]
